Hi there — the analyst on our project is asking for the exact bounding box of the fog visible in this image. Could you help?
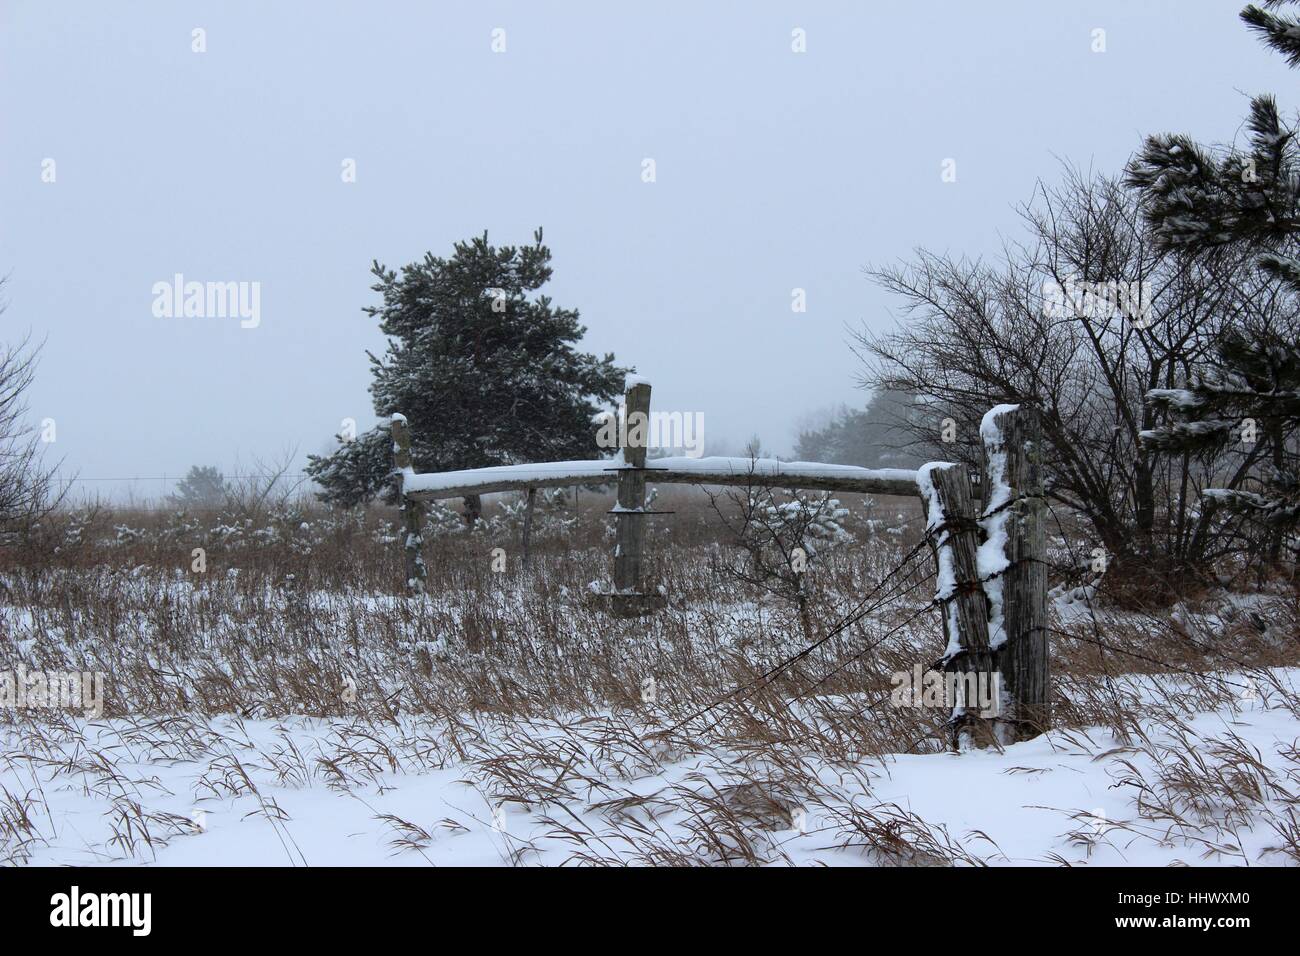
[1,0,1291,499]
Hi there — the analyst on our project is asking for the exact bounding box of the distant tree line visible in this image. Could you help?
[793,389,926,470]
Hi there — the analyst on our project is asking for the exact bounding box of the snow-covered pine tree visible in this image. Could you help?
[721,488,853,643]
[169,465,226,509]
[306,427,393,508]
[307,229,628,509]
[1126,94,1300,256]
[1126,3,1300,262]
[753,490,852,559]
[1126,3,1300,554]
[1142,330,1300,542]
[1242,2,1300,66]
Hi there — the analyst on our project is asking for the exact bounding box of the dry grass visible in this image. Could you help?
[0,489,1297,865]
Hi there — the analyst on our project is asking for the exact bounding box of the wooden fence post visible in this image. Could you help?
[390,414,427,593]
[521,486,537,568]
[605,377,666,617]
[614,379,650,591]
[981,405,1049,740]
[918,462,995,748]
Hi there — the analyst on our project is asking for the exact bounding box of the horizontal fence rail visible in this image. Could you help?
[390,376,1048,745]
[399,456,921,502]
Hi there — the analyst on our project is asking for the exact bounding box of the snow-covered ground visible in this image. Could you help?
[5,671,1297,866]
[3,517,1296,867]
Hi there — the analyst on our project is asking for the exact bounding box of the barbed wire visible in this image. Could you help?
[662,534,937,736]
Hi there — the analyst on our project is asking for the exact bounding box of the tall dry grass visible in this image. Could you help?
[0,488,1296,865]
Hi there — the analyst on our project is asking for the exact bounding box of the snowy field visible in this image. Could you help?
[3,674,1298,866]
[2,500,1297,867]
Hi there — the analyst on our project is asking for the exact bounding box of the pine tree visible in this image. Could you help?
[1142,331,1300,540]
[1125,95,1300,256]
[1242,2,1300,66]
[307,230,628,508]
[1126,3,1300,553]
[169,465,226,509]
[793,389,924,468]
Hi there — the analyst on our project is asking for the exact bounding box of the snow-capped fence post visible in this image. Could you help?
[614,378,650,590]
[598,376,668,617]
[981,404,1049,740]
[390,414,427,593]
[918,461,996,748]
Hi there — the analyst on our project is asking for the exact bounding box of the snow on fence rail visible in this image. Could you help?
[391,377,1048,743]
[399,456,920,501]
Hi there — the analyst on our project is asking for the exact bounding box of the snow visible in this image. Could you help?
[1145,388,1203,410]
[1201,488,1238,501]
[625,374,651,389]
[402,459,615,493]
[916,462,960,659]
[978,403,1020,445]
[5,674,1296,866]
[402,456,920,496]
[977,408,1016,649]
[914,462,949,535]
[654,457,917,486]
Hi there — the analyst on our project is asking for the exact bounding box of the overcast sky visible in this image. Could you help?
[1,1,1295,500]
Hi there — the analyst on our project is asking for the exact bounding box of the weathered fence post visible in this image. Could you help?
[918,462,995,748]
[521,486,537,568]
[390,413,427,593]
[981,404,1049,740]
[604,376,666,617]
[463,493,482,529]
[614,379,650,590]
